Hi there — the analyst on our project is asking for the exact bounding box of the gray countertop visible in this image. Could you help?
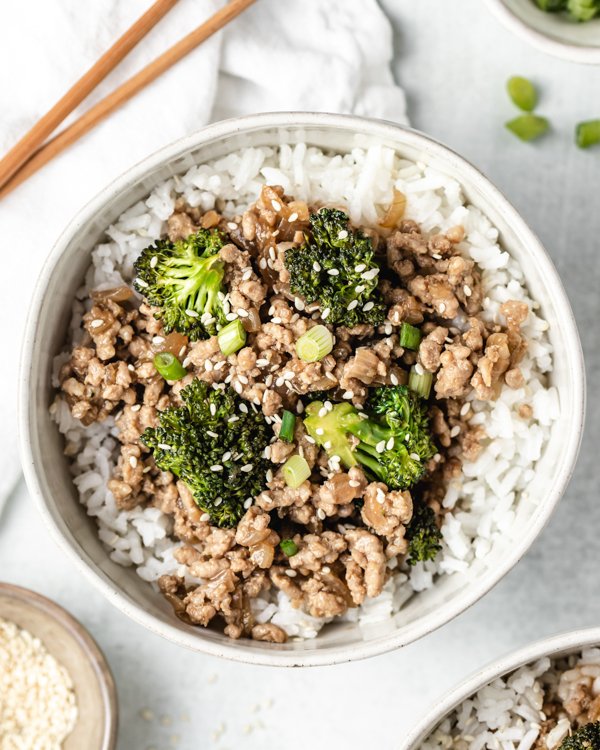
[2,1,600,748]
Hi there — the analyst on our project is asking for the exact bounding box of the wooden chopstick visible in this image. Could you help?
[0,0,180,189]
[0,0,257,200]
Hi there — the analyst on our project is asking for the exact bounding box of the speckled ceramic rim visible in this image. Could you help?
[0,582,118,749]
[19,112,585,667]
[483,0,600,64]
[403,627,600,749]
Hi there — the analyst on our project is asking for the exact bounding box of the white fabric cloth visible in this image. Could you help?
[0,0,407,512]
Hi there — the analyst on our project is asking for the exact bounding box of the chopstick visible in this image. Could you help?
[0,0,180,189]
[0,0,257,199]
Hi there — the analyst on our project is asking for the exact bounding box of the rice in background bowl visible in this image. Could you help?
[406,628,600,750]
[19,113,584,666]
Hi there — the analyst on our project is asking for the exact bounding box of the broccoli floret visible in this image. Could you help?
[535,0,566,10]
[558,723,600,750]
[141,379,270,527]
[303,386,436,490]
[566,0,599,21]
[284,208,386,326]
[405,502,442,566]
[134,229,226,340]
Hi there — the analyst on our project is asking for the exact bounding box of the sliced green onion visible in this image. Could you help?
[282,454,311,489]
[576,119,600,149]
[506,76,537,112]
[296,325,333,362]
[505,114,549,142]
[280,539,299,557]
[218,319,247,356]
[279,410,296,443]
[399,322,422,350]
[409,366,433,399]
[153,352,187,381]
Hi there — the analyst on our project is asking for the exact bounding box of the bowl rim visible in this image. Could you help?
[18,111,585,667]
[0,582,118,749]
[403,626,600,748]
[483,0,600,64]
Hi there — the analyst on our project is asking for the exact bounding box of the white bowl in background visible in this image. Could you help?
[404,627,600,748]
[19,112,585,667]
[484,0,600,63]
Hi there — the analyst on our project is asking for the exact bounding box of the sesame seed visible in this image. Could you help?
[460,403,471,417]
[294,297,305,311]
[463,285,472,297]
[204,360,213,372]
[450,425,461,438]
[313,261,321,272]
[327,269,340,276]
[349,480,360,488]
[214,360,227,371]
[322,308,330,319]
[355,284,365,294]
[129,456,138,468]
[210,403,217,416]
[200,513,211,522]
[222,451,232,461]
[241,464,253,472]
[152,336,165,345]
[244,498,253,509]
[210,465,223,472]
[318,407,327,418]
[185,309,199,318]
[439,303,446,313]
[296,401,304,414]
[259,258,267,269]
[386,437,395,450]
[285,569,297,577]
[415,363,424,376]
[323,441,332,450]
[207,430,218,438]
[362,268,379,280]
[305,435,315,444]
[342,390,354,399]
[324,401,333,411]
[325,372,337,381]
[135,277,148,288]
[242,268,253,281]
[363,301,374,312]
[347,300,358,311]
[256,358,269,367]
[227,222,237,231]
[237,308,249,318]
[150,255,158,268]
[288,212,299,222]
[269,247,276,261]
[90,319,104,328]
[158,443,173,451]
[271,316,282,325]
[128,364,135,372]
[376,440,386,453]
[390,373,399,386]
[266,469,273,482]
[337,230,349,239]
[316,428,324,436]
[239,402,249,413]
[409,453,421,462]
[271,199,282,212]
[432,253,442,260]
[237,374,249,385]
[317,508,326,520]
[355,264,366,272]
[131,404,141,412]
[225,312,238,322]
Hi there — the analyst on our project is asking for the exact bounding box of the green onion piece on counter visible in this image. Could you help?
[408,366,433,399]
[505,114,549,142]
[153,352,187,381]
[399,322,422,350]
[282,454,311,489]
[507,76,538,112]
[296,325,333,362]
[279,410,296,443]
[280,539,299,557]
[576,119,600,149]
[218,319,247,356]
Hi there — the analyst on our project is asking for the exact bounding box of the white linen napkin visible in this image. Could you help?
[0,0,407,513]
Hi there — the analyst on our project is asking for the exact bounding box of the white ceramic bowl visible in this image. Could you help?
[19,112,585,667]
[404,627,600,748]
[484,0,600,63]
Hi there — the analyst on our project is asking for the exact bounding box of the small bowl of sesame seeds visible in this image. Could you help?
[0,583,117,749]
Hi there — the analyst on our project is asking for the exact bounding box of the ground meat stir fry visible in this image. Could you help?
[56,186,531,642]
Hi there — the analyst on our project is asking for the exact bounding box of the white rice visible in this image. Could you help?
[422,648,600,750]
[51,144,559,639]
